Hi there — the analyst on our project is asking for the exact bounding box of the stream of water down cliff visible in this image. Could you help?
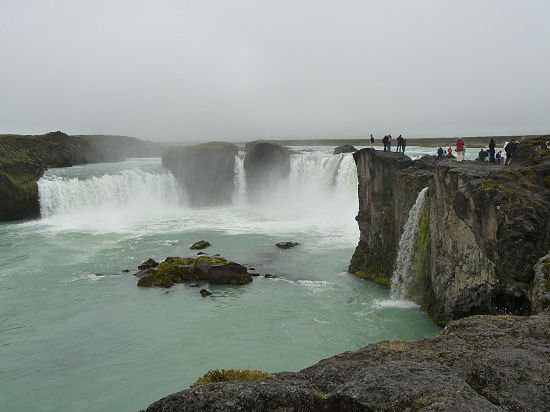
[0,147,440,411]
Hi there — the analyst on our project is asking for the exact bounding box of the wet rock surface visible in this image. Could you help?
[275,241,299,249]
[162,142,238,207]
[144,313,550,411]
[190,240,210,250]
[243,141,291,202]
[135,256,252,288]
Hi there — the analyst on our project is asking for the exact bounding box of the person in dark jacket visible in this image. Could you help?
[382,135,388,151]
[370,134,374,148]
[401,138,407,154]
[488,138,496,164]
[505,139,518,165]
[437,147,444,159]
[396,135,403,152]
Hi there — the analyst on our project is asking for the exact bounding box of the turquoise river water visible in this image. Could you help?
[0,147,443,411]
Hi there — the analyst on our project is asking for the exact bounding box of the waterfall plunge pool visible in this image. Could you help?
[0,150,440,411]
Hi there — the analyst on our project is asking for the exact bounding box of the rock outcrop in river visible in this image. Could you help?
[349,136,550,322]
[0,131,166,221]
[143,312,550,411]
[162,142,238,207]
[243,141,291,202]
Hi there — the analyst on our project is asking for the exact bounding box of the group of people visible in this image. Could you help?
[436,138,519,165]
[437,138,466,161]
[370,134,407,154]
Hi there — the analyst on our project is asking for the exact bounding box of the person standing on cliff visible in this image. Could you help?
[456,138,465,162]
[402,138,407,154]
[505,139,518,165]
[370,134,374,148]
[488,138,496,164]
[382,135,388,151]
[387,134,392,151]
[396,135,403,152]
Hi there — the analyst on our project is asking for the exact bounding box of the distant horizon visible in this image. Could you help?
[1,1,549,143]
[2,129,548,144]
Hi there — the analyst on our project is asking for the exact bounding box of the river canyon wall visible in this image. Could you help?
[349,136,550,322]
[0,131,168,221]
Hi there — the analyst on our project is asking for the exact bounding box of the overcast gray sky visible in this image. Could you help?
[1,0,549,141]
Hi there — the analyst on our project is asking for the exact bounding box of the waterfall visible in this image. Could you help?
[390,187,428,298]
[232,152,247,205]
[38,169,180,218]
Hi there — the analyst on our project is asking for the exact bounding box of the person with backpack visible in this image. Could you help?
[456,138,465,162]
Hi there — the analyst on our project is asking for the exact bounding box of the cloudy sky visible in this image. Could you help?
[1,0,549,141]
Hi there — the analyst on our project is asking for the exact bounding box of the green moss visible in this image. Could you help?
[348,247,391,286]
[137,257,198,287]
[190,240,211,250]
[314,388,329,399]
[190,369,273,387]
[544,177,550,188]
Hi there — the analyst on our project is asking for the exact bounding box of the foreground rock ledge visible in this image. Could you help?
[143,313,550,411]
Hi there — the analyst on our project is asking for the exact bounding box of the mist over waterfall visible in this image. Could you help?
[36,151,358,236]
[38,167,179,219]
[391,187,428,298]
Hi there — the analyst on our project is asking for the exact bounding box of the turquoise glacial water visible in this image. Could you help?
[0,150,440,411]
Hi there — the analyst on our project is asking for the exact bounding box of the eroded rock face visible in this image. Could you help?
[350,137,550,321]
[348,149,418,286]
[143,313,550,411]
[243,142,290,202]
[529,252,550,314]
[162,142,238,207]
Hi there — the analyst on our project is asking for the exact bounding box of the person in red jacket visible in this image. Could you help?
[456,138,465,162]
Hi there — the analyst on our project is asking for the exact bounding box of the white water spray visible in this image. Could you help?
[38,169,179,218]
[390,187,428,298]
[232,152,247,205]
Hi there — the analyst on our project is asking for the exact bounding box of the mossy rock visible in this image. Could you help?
[137,257,199,287]
[138,258,159,270]
[191,369,273,388]
[190,240,211,250]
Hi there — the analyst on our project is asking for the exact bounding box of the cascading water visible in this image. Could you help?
[233,152,247,205]
[38,169,179,217]
[390,187,428,298]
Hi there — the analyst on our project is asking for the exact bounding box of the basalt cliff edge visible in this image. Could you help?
[349,136,550,322]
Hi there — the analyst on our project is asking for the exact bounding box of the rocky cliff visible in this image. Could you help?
[243,141,291,202]
[143,313,550,411]
[162,142,238,207]
[349,136,550,322]
[0,131,168,221]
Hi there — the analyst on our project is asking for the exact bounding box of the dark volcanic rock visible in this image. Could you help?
[243,141,291,202]
[209,263,252,285]
[162,142,238,207]
[190,240,210,250]
[144,313,550,411]
[199,289,212,297]
[333,144,357,154]
[275,241,299,249]
[138,258,159,270]
[349,137,550,321]
[135,256,253,288]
